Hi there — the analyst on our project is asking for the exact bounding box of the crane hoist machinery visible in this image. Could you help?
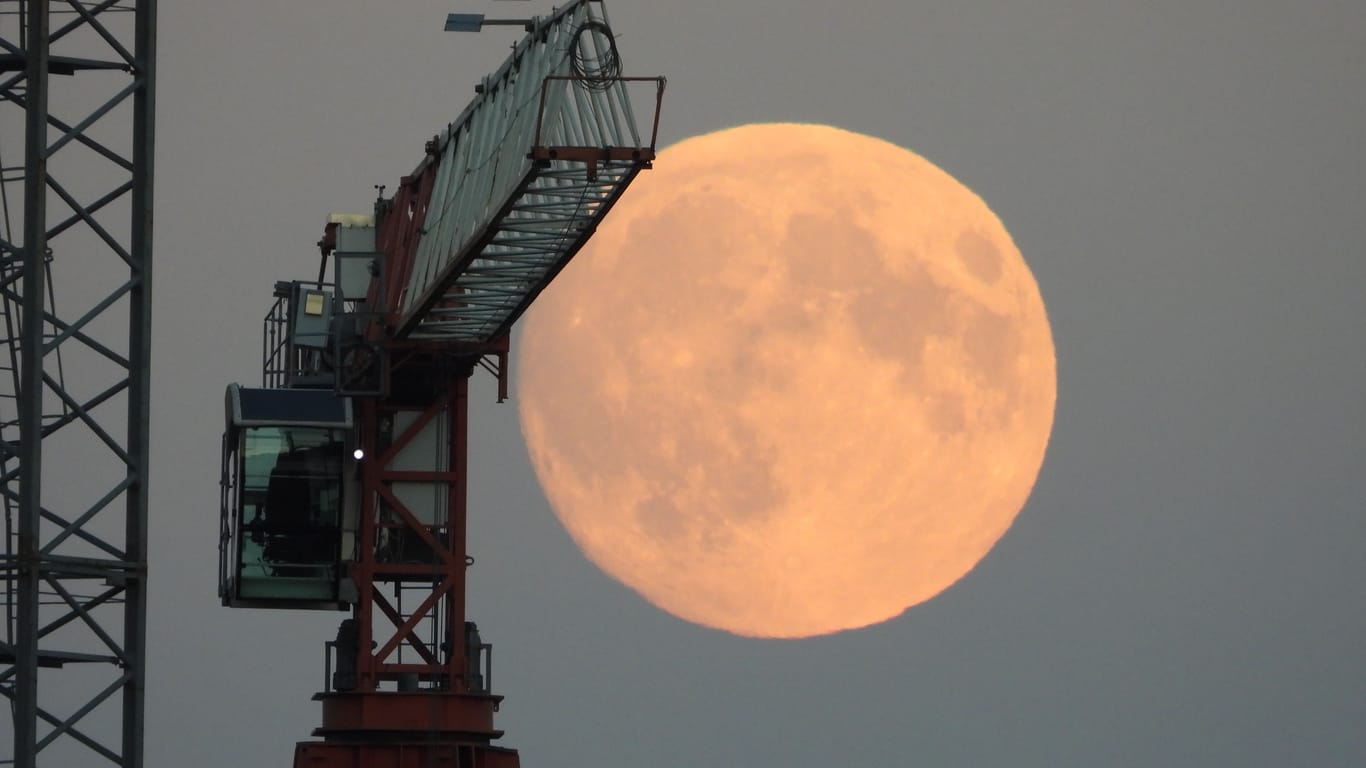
[216,3,663,765]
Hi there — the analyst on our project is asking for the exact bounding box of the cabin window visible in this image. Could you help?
[232,425,344,602]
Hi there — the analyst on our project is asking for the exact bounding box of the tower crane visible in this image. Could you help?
[216,3,663,766]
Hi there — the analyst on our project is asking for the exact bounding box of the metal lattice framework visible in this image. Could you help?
[268,3,662,765]
[384,0,663,342]
[0,1,155,766]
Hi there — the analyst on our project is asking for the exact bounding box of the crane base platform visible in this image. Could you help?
[312,690,505,738]
[294,741,519,768]
[295,690,519,768]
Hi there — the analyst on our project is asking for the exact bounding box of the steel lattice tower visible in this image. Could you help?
[0,1,155,766]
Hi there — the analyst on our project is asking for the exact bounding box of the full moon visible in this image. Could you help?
[517,123,1055,638]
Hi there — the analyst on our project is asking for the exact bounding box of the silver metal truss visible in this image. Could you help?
[0,1,155,766]
[409,161,644,341]
[399,0,663,342]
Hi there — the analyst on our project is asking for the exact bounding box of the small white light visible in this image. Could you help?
[353,448,365,461]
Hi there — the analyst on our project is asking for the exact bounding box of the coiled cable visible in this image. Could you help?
[569,20,622,92]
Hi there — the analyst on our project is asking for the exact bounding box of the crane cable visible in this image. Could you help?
[568,20,621,92]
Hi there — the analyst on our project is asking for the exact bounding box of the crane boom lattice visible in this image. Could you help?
[385,0,663,342]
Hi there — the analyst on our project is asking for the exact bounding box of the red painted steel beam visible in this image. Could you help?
[371,592,440,666]
[375,141,441,337]
[296,741,520,768]
[346,377,478,688]
[294,373,516,768]
[315,689,502,735]
[528,146,655,163]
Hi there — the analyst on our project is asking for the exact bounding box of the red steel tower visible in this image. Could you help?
[216,4,663,765]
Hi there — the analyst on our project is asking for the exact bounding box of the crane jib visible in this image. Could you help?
[379,1,665,344]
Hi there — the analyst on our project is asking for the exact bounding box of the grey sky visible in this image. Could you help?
[145,1,1366,766]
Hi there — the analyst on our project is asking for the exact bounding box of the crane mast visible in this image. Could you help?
[1,3,155,766]
[217,3,663,766]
